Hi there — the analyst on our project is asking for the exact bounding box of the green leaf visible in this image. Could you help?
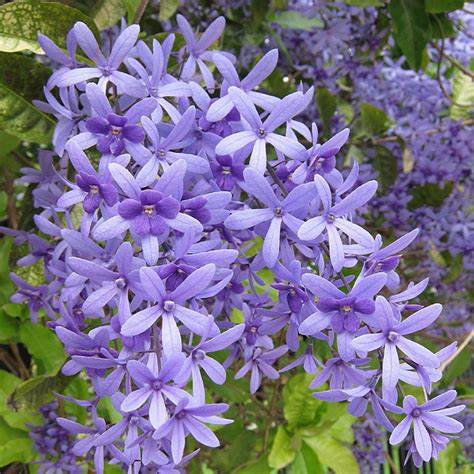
[0,437,35,467]
[289,444,325,474]
[343,0,383,5]
[8,373,70,411]
[388,0,431,70]
[0,53,54,143]
[372,145,398,192]
[408,182,453,210]
[450,70,474,121]
[122,0,141,23]
[425,0,464,13]
[91,0,126,29]
[316,87,337,137]
[0,0,98,54]
[283,374,323,428]
[0,131,20,156]
[236,456,276,474]
[359,103,390,136]
[159,0,180,21]
[0,417,29,445]
[268,11,323,30]
[428,13,456,38]
[0,310,19,341]
[442,347,471,386]
[19,323,66,374]
[433,440,462,474]
[268,426,296,469]
[304,436,359,474]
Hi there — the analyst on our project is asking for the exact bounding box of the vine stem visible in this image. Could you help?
[132,0,150,24]
[430,42,474,80]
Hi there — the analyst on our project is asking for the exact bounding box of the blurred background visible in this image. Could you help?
[0,0,472,472]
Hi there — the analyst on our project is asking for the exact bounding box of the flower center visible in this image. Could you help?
[327,213,336,223]
[163,300,175,312]
[111,127,121,136]
[274,207,283,217]
[89,185,100,194]
[151,380,163,391]
[411,408,422,418]
[192,350,205,362]
[258,128,266,137]
[341,305,352,313]
[387,331,399,343]
[143,205,155,216]
[158,149,166,158]
[115,277,127,289]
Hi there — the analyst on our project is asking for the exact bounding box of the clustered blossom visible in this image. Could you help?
[3,14,465,472]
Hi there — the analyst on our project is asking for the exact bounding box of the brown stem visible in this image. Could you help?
[440,329,473,372]
[132,0,150,24]
[4,171,18,229]
[8,342,30,380]
[431,43,474,80]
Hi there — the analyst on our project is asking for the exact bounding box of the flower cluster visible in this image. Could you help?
[5,15,464,471]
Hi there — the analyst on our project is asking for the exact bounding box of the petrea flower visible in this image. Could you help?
[314,377,398,431]
[210,154,245,191]
[66,242,139,320]
[225,168,316,267]
[92,161,202,264]
[364,229,420,288]
[177,15,229,89]
[121,266,218,355]
[137,107,209,186]
[207,49,280,121]
[57,143,117,213]
[54,22,144,96]
[389,392,464,462]
[176,324,245,402]
[299,272,386,360]
[292,124,349,187]
[235,345,288,394]
[298,175,377,271]
[352,296,442,391]
[72,84,156,157]
[153,398,232,463]
[127,37,191,123]
[121,354,188,429]
[215,87,311,173]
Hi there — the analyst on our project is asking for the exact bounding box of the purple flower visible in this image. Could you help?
[74,84,156,156]
[352,296,442,392]
[298,175,377,271]
[176,324,244,401]
[177,15,229,89]
[121,266,218,354]
[153,398,232,463]
[210,154,245,191]
[54,22,144,96]
[121,353,188,429]
[215,87,311,173]
[299,271,386,360]
[225,167,316,267]
[207,49,280,121]
[235,345,288,394]
[389,391,464,462]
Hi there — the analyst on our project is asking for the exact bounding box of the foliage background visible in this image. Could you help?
[0,0,472,472]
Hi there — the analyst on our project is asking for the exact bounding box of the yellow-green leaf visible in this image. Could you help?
[304,436,360,474]
[268,426,296,469]
[450,70,474,121]
[0,0,98,54]
[0,53,54,143]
